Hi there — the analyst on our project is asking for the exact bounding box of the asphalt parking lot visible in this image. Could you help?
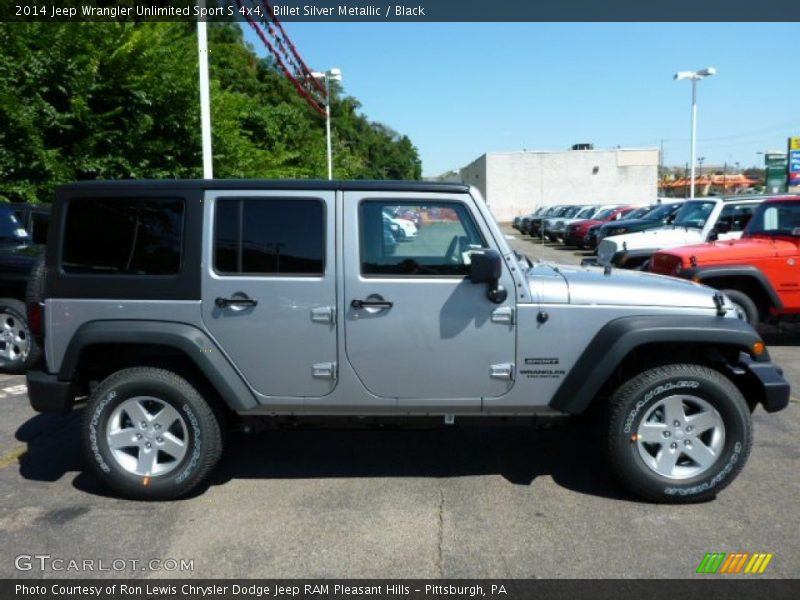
[0,225,798,579]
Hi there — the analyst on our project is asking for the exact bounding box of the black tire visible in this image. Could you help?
[82,367,223,500]
[722,289,759,325]
[25,256,45,305]
[606,364,752,503]
[0,297,40,373]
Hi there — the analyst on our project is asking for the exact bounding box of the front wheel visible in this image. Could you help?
[82,367,223,500]
[722,289,759,325]
[606,364,752,503]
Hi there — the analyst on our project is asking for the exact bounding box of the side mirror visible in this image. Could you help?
[469,249,507,304]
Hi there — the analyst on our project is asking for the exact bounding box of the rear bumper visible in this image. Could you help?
[739,355,791,413]
[26,369,76,414]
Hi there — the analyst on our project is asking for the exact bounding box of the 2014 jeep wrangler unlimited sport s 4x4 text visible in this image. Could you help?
[26,180,790,502]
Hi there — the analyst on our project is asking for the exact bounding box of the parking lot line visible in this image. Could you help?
[0,445,27,469]
[0,384,27,397]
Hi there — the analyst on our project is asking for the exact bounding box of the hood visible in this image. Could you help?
[526,262,726,310]
[602,226,706,252]
[602,217,660,232]
[658,236,798,265]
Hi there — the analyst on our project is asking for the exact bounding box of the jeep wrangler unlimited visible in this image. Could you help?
[26,180,790,502]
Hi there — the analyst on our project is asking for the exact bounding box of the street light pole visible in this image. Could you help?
[312,68,342,180]
[689,78,697,198]
[324,75,333,180]
[674,67,716,199]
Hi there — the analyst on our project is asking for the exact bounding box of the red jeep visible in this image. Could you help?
[649,196,800,324]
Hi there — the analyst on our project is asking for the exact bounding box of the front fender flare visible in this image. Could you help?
[681,265,783,310]
[549,315,765,414]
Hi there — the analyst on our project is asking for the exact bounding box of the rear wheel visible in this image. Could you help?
[0,298,39,373]
[82,367,223,500]
[722,289,759,325]
[606,364,751,503]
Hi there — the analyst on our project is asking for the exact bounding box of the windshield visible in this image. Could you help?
[624,206,652,219]
[673,201,715,229]
[575,206,597,219]
[642,202,679,220]
[593,208,616,220]
[562,206,583,218]
[0,206,28,242]
[746,201,800,237]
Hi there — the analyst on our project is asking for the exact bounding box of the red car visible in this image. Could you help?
[649,196,800,324]
[564,205,636,248]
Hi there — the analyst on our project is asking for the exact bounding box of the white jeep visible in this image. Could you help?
[596,196,766,269]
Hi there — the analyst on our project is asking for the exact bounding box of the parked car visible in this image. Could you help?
[526,205,562,237]
[595,201,686,246]
[26,179,789,502]
[0,202,50,373]
[596,196,765,270]
[389,207,422,229]
[384,212,418,239]
[649,195,800,325]
[548,205,600,242]
[541,205,581,240]
[515,207,544,233]
[574,205,654,250]
[564,205,635,249]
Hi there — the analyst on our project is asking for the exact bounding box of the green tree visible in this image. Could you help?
[0,21,422,204]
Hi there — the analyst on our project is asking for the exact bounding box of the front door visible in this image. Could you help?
[201,191,337,398]
[343,192,516,401]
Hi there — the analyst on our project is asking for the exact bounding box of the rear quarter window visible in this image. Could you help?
[61,197,184,275]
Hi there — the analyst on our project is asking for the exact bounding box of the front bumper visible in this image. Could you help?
[26,369,77,414]
[738,354,791,413]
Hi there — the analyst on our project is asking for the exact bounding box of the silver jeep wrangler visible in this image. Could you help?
[26,180,790,502]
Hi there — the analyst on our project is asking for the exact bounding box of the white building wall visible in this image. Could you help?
[458,149,658,222]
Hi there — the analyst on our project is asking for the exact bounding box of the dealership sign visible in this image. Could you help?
[789,137,800,188]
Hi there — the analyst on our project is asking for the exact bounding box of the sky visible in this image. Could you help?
[242,22,800,176]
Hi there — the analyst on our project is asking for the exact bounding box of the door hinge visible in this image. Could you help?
[312,362,337,380]
[490,306,514,325]
[489,363,515,380]
[311,306,336,325]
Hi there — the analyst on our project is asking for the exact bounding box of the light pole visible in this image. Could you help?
[674,67,716,198]
[312,68,342,180]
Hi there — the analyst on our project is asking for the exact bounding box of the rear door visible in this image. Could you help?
[342,192,516,402]
[201,191,337,398]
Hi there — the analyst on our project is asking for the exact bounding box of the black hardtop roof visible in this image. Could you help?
[58,179,470,194]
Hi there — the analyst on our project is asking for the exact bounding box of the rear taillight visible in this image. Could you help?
[28,302,43,338]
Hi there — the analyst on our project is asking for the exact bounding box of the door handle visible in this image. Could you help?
[351,298,393,309]
[215,296,258,308]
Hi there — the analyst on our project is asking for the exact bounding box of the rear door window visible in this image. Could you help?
[213,198,325,276]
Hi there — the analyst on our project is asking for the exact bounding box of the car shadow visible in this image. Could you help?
[759,323,800,346]
[14,411,637,503]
